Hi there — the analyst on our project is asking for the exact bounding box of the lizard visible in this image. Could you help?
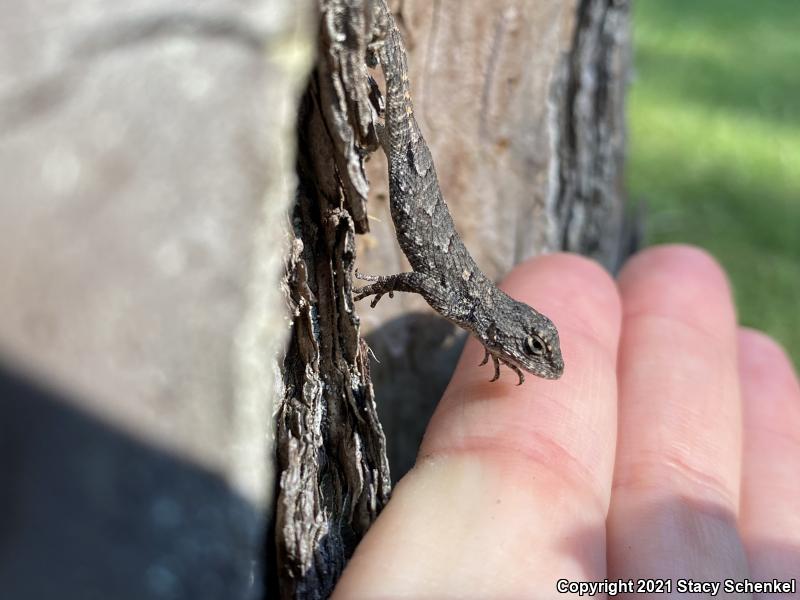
[354,4,564,385]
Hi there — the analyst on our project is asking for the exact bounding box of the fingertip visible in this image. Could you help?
[619,244,730,292]
[501,252,622,352]
[609,247,748,577]
[506,252,615,292]
[738,327,794,374]
[737,331,800,580]
[617,244,736,335]
[738,327,800,418]
[422,250,621,512]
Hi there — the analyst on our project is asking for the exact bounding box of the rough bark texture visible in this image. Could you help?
[554,0,630,267]
[274,2,391,598]
[0,1,314,598]
[276,0,630,597]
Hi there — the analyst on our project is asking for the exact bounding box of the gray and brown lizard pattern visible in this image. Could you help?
[355,6,564,385]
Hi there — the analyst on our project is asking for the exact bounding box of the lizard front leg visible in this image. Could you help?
[354,271,443,308]
[482,349,525,385]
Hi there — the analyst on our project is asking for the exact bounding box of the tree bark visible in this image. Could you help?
[276,0,630,597]
[274,2,391,597]
[0,0,629,597]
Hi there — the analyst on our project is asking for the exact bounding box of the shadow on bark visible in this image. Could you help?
[366,312,465,479]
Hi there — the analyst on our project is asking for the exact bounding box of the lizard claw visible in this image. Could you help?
[489,355,501,382]
[479,348,490,366]
[505,360,525,386]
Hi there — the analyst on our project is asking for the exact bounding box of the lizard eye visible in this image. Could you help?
[525,335,546,356]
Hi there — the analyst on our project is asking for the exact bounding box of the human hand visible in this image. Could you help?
[333,245,800,599]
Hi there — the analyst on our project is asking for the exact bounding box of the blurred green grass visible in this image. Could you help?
[628,0,800,366]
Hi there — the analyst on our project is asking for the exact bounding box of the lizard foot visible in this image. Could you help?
[353,271,433,308]
[483,351,525,385]
[353,271,408,307]
[353,283,395,307]
[368,290,395,308]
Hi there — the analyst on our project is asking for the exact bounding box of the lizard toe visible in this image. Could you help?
[369,293,384,308]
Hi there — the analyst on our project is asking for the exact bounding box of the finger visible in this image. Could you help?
[608,245,749,586]
[738,329,800,592]
[334,254,621,599]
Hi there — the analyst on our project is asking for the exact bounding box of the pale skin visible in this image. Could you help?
[334,244,800,599]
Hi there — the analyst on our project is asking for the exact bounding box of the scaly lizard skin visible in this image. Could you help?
[355,6,564,385]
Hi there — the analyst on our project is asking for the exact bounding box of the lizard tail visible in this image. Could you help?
[377,4,415,153]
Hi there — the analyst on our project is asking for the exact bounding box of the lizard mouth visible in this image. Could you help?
[501,351,563,380]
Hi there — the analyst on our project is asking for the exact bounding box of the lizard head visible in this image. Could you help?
[482,297,564,380]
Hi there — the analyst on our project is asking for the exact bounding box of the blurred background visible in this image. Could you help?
[628,0,800,366]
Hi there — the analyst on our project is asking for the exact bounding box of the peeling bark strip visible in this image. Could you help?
[313,0,383,234]
[275,1,390,598]
[553,0,630,271]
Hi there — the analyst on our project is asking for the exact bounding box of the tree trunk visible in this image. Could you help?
[0,0,629,597]
[276,0,630,597]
